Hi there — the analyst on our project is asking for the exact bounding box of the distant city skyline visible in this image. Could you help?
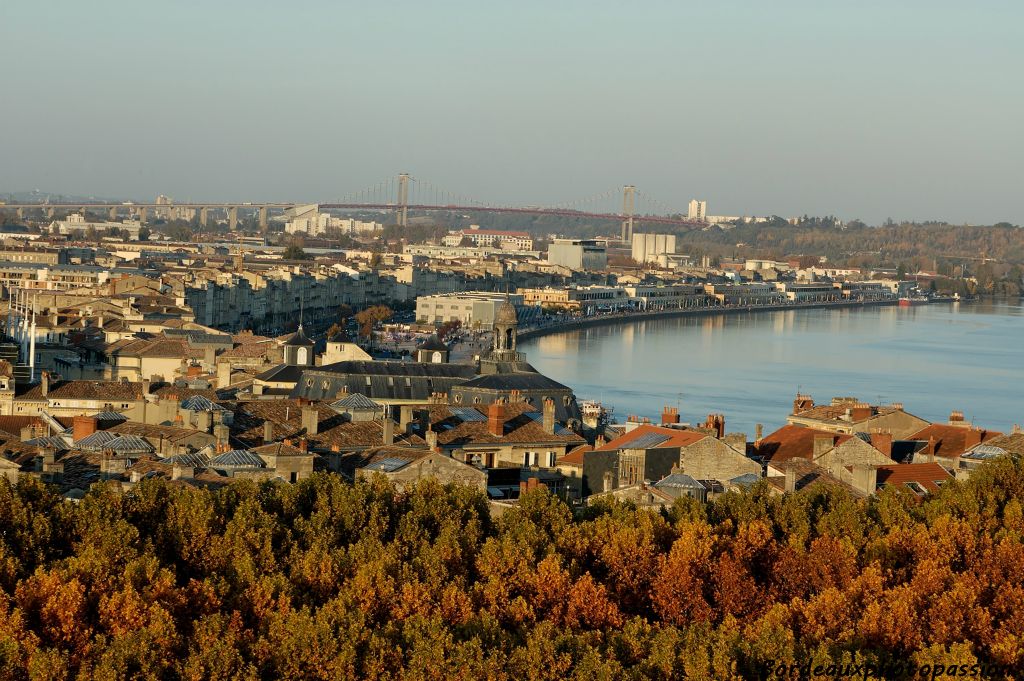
[2,0,1021,224]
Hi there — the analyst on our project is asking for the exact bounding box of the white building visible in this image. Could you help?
[687,199,707,221]
[547,239,607,271]
[416,292,526,328]
[442,227,534,251]
[50,213,142,240]
[631,233,677,264]
[284,205,382,238]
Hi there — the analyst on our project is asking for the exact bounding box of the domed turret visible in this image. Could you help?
[495,299,519,326]
[491,294,519,360]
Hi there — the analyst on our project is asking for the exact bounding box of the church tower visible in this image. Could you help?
[490,296,521,362]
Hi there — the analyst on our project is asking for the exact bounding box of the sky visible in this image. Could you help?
[1,0,1021,224]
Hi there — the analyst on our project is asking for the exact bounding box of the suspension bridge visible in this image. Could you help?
[1,174,704,241]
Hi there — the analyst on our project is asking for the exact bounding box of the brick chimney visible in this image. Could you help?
[40,371,50,397]
[425,427,438,452]
[661,406,680,425]
[542,398,555,435]
[851,403,873,421]
[963,428,983,451]
[812,435,835,458]
[488,401,505,437]
[923,436,937,462]
[73,415,98,442]
[298,437,308,453]
[383,417,395,446]
[595,434,606,448]
[784,466,797,493]
[755,423,764,443]
[793,393,814,414]
[704,414,725,438]
[263,421,274,444]
[949,410,966,426]
[870,431,893,458]
[301,406,319,436]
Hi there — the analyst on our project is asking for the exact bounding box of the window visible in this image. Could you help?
[904,481,927,496]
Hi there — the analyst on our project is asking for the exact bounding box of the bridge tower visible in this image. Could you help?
[621,185,636,243]
[397,173,410,227]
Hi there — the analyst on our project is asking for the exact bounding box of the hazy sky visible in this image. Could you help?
[2,0,1020,224]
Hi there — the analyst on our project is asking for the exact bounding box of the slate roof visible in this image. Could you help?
[180,395,228,412]
[209,449,266,468]
[655,473,706,490]
[161,451,211,468]
[256,364,306,383]
[290,362,476,402]
[330,392,381,411]
[456,372,571,393]
[283,326,314,347]
[416,335,448,352]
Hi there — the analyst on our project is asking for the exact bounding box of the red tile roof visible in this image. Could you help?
[595,424,707,452]
[875,463,952,494]
[908,424,1002,459]
[556,444,592,466]
[754,424,853,463]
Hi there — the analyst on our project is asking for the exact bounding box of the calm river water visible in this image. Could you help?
[519,300,1023,436]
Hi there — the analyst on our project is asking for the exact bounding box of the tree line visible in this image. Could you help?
[1,457,1024,679]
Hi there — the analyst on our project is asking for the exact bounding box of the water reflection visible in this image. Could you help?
[520,301,1024,435]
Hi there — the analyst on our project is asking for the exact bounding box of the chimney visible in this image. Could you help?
[263,421,274,444]
[196,410,212,434]
[793,394,814,415]
[661,406,680,425]
[784,466,797,493]
[543,398,555,435]
[949,410,965,426]
[73,415,98,441]
[171,464,193,481]
[399,405,416,434]
[298,437,308,453]
[40,371,50,397]
[130,469,142,484]
[214,424,230,448]
[383,417,395,446]
[704,414,725,439]
[870,431,893,458]
[425,427,438,452]
[595,434,607,448]
[204,346,216,369]
[755,423,763,443]
[301,406,319,436]
[851,465,878,496]
[487,401,505,437]
[141,377,151,396]
[812,435,835,458]
[924,436,937,462]
[851,403,873,421]
[217,362,232,389]
[963,428,983,451]
[891,402,903,412]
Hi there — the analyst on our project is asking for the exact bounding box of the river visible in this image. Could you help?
[518,300,1023,437]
